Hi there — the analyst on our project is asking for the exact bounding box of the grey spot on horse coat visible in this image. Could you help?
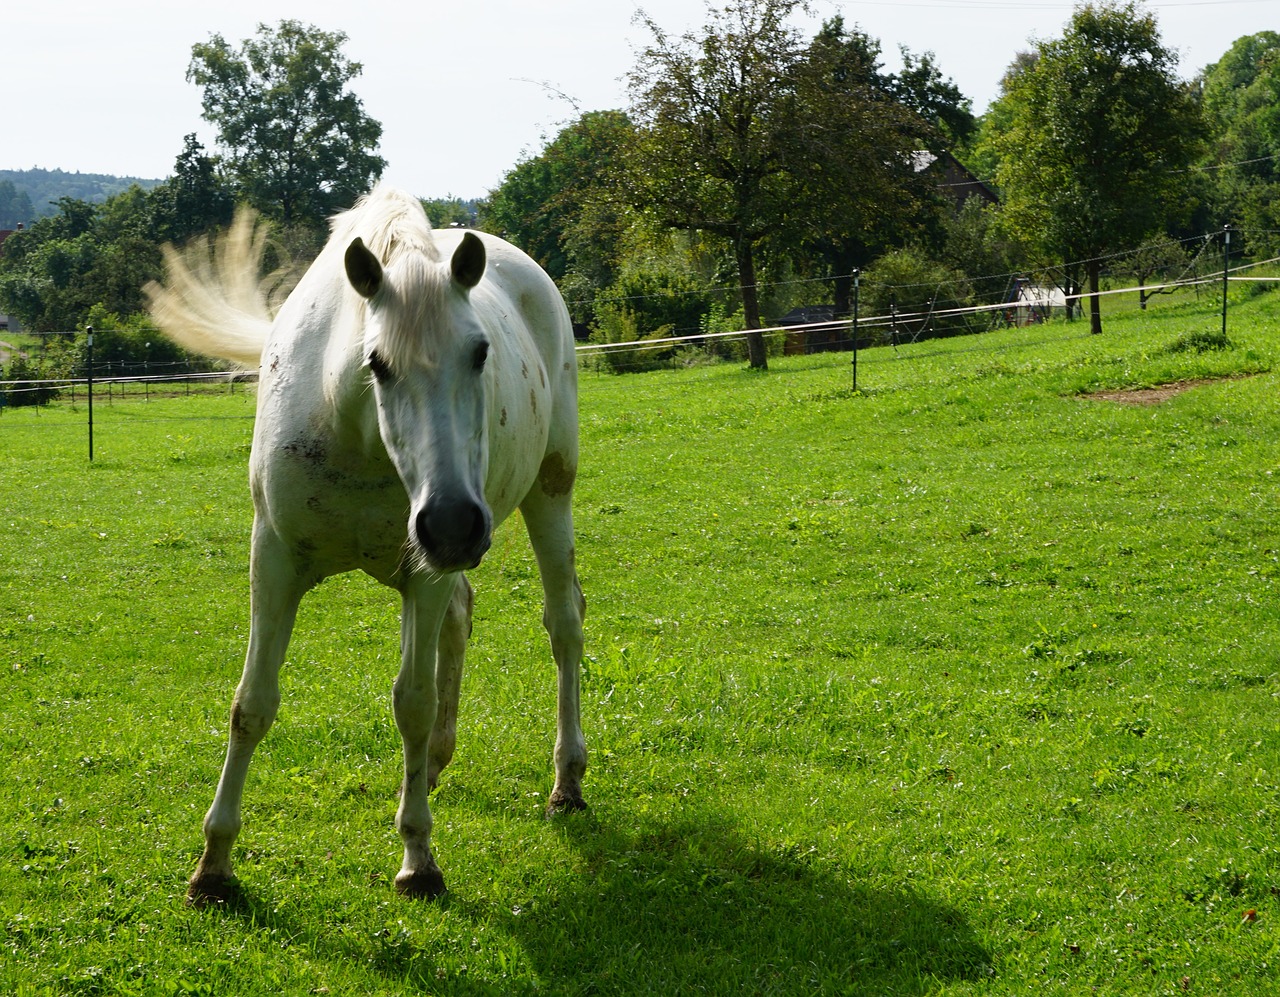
[500,407,507,427]
[529,389,537,415]
[537,452,575,497]
[283,438,327,465]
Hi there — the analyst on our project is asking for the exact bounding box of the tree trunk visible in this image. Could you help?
[1087,259,1103,335]
[736,236,768,370]
[832,272,852,319]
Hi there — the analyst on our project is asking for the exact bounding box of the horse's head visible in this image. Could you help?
[345,232,493,574]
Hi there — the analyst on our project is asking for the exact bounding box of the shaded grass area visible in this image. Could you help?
[3,289,1280,994]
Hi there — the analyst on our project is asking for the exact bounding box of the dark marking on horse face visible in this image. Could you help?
[538,452,576,497]
[500,407,508,427]
[521,360,529,380]
[529,389,538,415]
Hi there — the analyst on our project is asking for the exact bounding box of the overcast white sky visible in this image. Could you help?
[4,0,1272,199]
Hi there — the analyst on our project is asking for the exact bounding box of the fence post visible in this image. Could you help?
[86,325,94,462]
[851,269,860,393]
[1221,225,1230,341]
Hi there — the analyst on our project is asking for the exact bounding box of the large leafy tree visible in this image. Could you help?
[626,1,935,368]
[483,110,635,297]
[1198,32,1280,254]
[148,134,236,244]
[793,17,942,316]
[626,0,810,369]
[993,1,1203,335]
[188,20,386,227]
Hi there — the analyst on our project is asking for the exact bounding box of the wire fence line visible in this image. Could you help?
[3,258,1277,408]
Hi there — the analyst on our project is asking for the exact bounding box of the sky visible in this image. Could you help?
[4,0,1273,200]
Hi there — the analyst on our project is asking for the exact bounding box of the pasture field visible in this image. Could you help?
[3,289,1280,995]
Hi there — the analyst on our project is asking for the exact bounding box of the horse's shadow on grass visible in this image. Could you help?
[201,805,990,995]
[504,806,991,995]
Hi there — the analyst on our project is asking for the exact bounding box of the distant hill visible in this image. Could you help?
[0,168,164,224]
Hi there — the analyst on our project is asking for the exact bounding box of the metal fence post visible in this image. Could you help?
[86,325,94,462]
[1221,225,1230,341]
[851,270,860,393]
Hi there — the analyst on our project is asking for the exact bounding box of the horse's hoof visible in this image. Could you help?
[545,790,588,817]
[187,873,239,908]
[394,867,447,900]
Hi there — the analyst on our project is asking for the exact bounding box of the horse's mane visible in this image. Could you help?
[330,185,440,268]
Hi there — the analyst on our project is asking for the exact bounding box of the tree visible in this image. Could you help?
[891,48,976,148]
[1198,32,1280,255]
[626,3,937,367]
[0,181,33,229]
[149,134,236,244]
[792,17,941,316]
[483,111,635,296]
[188,20,386,227]
[992,2,1203,335]
[627,0,811,369]
[0,190,163,332]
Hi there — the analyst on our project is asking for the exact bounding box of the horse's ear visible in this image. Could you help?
[345,238,383,298]
[450,232,486,290]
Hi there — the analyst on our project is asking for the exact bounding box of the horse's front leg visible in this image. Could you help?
[189,523,308,906]
[522,488,588,814]
[428,574,472,791]
[393,574,457,898]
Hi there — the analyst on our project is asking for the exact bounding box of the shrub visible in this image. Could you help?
[860,248,977,342]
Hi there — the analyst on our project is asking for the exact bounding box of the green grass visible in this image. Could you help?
[3,286,1280,994]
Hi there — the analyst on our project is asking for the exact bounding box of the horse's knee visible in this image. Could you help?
[229,695,277,745]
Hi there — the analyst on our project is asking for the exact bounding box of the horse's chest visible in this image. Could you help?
[255,434,408,577]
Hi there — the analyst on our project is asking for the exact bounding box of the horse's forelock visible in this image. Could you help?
[333,185,440,267]
[371,255,452,373]
[333,186,453,372]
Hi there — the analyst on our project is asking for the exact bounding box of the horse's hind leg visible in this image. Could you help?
[189,524,307,905]
[428,574,472,791]
[521,487,587,814]
[393,574,456,899]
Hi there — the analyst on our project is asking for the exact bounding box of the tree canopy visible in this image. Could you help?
[188,20,386,227]
[625,0,942,368]
[992,1,1203,334]
[1198,31,1280,254]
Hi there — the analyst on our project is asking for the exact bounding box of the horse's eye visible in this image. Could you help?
[473,341,489,372]
[368,350,392,384]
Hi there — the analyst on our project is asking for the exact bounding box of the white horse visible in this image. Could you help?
[147,185,586,903]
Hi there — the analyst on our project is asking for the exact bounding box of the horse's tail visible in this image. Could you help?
[145,208,284,368]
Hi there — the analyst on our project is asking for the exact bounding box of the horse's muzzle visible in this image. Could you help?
[414,494,492,572]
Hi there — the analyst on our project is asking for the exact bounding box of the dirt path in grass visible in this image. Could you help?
[1082,374,1256,406]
